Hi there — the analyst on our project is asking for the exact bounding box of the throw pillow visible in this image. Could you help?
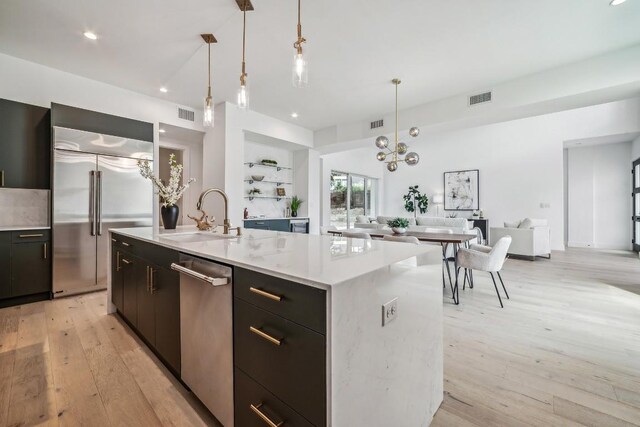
[518,218,534,229]
[504,220,521,228]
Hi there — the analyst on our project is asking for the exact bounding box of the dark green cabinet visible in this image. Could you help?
[0,233,11,299]
[0,99,51,189]
[111,233,181,374]
[11,241,51,297]
[0,230,51,305]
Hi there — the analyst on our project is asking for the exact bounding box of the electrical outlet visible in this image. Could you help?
[382,298,398,326]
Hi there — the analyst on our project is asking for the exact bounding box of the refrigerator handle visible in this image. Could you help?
[89,170,96,236]
[97,171,103,235]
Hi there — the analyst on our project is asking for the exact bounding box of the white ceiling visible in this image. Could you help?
[1,0,640,130]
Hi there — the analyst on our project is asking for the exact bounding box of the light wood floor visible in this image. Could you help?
[0,248,639,426]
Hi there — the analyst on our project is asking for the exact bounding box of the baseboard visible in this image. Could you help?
[567,241,594,248]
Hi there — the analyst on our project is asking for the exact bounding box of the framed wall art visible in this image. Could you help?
[444,169,479,211]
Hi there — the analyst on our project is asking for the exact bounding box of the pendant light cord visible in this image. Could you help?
[242,0,247,78]
[294,0,305,52]
[207,41,211,97]
[395,81,399,161]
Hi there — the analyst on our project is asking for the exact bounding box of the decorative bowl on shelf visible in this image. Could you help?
[391,227,407,235]
[251,175,265,181]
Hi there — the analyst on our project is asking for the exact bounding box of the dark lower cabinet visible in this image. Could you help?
[235,368,314,427]
[11,241,51,297]
[0,233,11,299]
[111,233,181,374]
[0,230,51,305]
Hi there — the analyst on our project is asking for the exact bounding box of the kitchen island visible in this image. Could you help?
[108,226,443,426]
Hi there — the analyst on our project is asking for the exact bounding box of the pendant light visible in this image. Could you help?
[292,0,308,88]
[375,79,420,172]
[237,0,249,109]
[201,34,217,128]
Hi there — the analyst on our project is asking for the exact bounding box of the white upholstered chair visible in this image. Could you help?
[383,235,420,244]
[320,225,337,235]
[342,231,372,240]
[456,236,512,307]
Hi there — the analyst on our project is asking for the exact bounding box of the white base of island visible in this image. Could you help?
[328,252,443,426]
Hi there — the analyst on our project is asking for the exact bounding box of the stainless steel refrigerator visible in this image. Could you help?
[52,127,153,297]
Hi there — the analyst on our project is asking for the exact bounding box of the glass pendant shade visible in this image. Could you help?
[292,52,308,88]
[397,142,408,155]
[203,95,213,128]
[387,161,398,172]
[375,136,389,149]
[376,152,386,161]
[405,152,419,166]
[409,127,420,137]
[237,83,249,110]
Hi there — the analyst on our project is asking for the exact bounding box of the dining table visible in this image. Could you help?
[327,228,476,304]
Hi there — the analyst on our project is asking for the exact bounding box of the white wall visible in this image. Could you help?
[320,147,386,228]
[332,98,640,251]
[567,142,632,250]
[633,135,640,160]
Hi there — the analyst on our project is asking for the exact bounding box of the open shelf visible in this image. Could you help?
[244,162,292,171]
[245,196,291,201]
[244,179,292,186]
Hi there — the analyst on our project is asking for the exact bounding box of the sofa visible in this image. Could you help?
[355,215,472,234]
[490,218,551,260]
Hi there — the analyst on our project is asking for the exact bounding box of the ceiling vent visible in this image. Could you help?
[469,91,492,106]
[370,119,384,129]
[177,106,195,122]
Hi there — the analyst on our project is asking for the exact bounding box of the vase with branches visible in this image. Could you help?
[403,185,429,219]
[138,153,195,229]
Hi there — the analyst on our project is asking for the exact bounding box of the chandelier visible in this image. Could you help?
[375,79,420,172]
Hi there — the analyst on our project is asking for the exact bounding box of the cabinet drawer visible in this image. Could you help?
[11,230,50,243]
[235,367,314,427]
[0,232,10,244]
[234,298,326,426]
[235,267,326,334]
[111,234,178,269]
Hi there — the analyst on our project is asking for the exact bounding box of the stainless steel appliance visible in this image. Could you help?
[290,218,309,233]
[172,255,234,427]
[52,127,153,297]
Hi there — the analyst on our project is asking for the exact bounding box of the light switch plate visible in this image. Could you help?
[382,298,398,326]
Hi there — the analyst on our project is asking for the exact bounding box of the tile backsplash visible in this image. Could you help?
[0,188,50,227]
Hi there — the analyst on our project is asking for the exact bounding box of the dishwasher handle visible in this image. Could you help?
[171,262,229,286]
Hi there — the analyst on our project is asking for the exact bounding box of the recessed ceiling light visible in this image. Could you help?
[159,129,166,133]
[291,112,298,118]
[610,0,627,5]
[159,87,168,93]
[83,31,98,40]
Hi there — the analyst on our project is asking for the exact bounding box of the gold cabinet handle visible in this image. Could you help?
[250,403,284,427]
[19,233,44,238]
[149,268,156,294]
[111,238,117,243]
[146,266,150,292]
[249,287,282,302]
[43,243,47,259]
[249,326,282,346]
[121,242,131,247]
[116,251,121,271]
[121,258,132,265]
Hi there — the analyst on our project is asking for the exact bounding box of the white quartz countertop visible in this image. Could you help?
[243,217,309,221]
[110,226,436,289]
[0,226,50,232]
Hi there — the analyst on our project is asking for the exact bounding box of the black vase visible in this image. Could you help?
[161,205,179,230]
[291,210,298,217]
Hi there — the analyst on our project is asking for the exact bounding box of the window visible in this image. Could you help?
[330,171,378,229]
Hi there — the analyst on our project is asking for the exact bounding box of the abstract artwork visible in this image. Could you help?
[444,169,479,211]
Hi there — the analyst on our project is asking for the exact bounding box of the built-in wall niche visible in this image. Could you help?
[244,140,294,218]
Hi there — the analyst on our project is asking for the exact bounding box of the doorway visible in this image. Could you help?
[633,158,640,252]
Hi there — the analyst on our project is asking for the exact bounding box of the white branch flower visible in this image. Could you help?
[138,153,195,207]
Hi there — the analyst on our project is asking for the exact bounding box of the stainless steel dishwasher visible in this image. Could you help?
[171,254,234,427]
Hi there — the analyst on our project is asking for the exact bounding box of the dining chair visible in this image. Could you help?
[455,236,512,307]
[383,235,420,244]
[342,231,372,240]
[320,225,338,235]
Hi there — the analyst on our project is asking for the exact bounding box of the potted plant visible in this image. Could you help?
[387,217,410,234]
[290,195,303,217]
[138,154,195,230]
[403,185,429,219]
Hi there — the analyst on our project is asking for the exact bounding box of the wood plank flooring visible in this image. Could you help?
[0,248,638,426]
